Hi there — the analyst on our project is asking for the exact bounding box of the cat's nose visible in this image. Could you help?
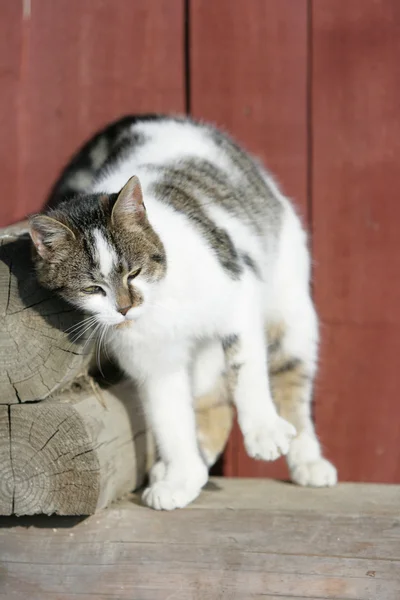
[118,306,131,316]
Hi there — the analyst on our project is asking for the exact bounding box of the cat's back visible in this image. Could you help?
[94,116,241,189]
[48,114,286,228]
[129,117,218,166]
[95,116,282,227]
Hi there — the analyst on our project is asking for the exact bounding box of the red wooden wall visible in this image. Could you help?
[0,0,185,225]
[312,1,400,483]
[0,0,399,483]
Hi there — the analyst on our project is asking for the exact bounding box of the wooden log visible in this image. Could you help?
[0,374,233,516]
[0,222,93,403]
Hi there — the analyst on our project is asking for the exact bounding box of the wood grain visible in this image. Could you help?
[0,0,185,226]
[312,0,400,482]
[0,406,12,514]
[190,0,309,479]
[1,478,399,599]
[2,378,149,516]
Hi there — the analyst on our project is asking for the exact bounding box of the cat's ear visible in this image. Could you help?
[29,215,75,259]
[111,176,146,225]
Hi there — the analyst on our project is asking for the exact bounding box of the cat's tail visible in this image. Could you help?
[45,114,162,209]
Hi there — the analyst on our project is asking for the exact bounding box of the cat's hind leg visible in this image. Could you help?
[268,313,336,486]
[267,260,337,486]
[222,276,296,462]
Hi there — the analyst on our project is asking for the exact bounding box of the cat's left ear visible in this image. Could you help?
[111,176,146,225]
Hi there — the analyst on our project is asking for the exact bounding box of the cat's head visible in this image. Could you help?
[29,176,166,326]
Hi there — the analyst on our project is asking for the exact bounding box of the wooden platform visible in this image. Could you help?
[1,478,399,600]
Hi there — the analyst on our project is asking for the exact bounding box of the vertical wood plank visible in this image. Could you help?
[0,1,23,226]
[190,0,308,478]
[1,0,185,226]
[312,0,400,482]
[191,0,308,214]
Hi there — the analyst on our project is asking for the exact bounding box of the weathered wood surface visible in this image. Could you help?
[0,406,12,515]
[0,375,233,516]
[0,222,93,403]
[1,478,399,600]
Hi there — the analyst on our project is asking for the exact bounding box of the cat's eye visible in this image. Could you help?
[127,268,141,282]
[82,285,104,295]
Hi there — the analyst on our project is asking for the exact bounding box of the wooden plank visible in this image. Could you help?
[0,479,399,599]
[0,1,22,226]
[6,0,184,226]
[312,0,400,482]
[190,0,309,479]
[191,477,400,515]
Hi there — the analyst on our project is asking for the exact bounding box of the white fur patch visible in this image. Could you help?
[67,170,93,192]
[90,136,108,169]
[93,229,116,278]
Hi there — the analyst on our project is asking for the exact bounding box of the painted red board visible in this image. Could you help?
[312,0,400,482]
[1,0,185,226]
[0,1,23,226]
[190,0,308,213]
[190,0,309,478]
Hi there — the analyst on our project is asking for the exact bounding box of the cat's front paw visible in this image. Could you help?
[291,458,337,487]
[142,480,201,510]
[243,416,296,461]
[143,462,208,510]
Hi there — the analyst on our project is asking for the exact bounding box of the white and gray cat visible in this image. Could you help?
[29,115,337,510]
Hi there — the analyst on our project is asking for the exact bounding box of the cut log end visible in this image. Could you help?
[0,378,150,516]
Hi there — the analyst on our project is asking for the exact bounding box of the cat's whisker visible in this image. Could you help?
[100,328,112,363]
[66,321,99,345]
[80,322,102,356]
[95,324,110,378]
[64,319,101,355]
[69,319,99,345]
[65,316,96,333]
[65,316,97,335]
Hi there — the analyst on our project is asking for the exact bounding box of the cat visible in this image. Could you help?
[29,114,337,510]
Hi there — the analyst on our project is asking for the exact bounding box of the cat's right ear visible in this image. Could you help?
[29,215,75,259]
[111,176,146,226]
